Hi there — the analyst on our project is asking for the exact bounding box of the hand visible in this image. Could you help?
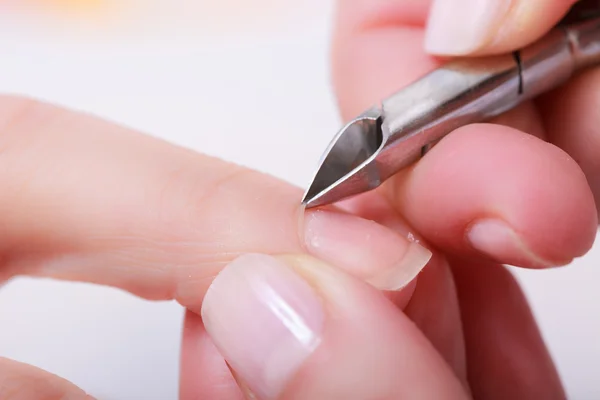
[0,95,428,398]
[196,0,598,399]
[0,2,596,400]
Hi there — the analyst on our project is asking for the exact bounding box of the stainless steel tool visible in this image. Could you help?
[302,7,600,209]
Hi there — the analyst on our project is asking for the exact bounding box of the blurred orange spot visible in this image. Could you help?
[25,0,114,13]
[43,0,104,7]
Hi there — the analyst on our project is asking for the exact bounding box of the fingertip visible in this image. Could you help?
[538,67,600,208]
[392,124,597,268]
[302,209,431,291]
[423,0,512,55]
[424,0,576,56]
[202,253,467,400]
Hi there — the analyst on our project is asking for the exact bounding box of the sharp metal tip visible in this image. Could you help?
[301,192,320,209]
[301,108,384,208]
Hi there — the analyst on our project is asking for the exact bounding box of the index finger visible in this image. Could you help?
[0,95,431,311]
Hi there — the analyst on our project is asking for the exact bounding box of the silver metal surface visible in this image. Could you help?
[567,18,600,69]
[302,14,600,209]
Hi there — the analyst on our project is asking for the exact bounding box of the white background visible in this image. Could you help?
[0,1,597,399]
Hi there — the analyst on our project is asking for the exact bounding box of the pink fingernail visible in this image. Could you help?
[303,210,432,291]
[425,0,512,55]
[201,254,324,400]
[467,219,558,268]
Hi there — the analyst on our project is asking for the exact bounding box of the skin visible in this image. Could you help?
[0,0,598,398]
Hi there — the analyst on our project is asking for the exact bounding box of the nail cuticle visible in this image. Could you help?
[295,202,309,253]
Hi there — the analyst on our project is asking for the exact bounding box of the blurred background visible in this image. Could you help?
[0,1,597,399]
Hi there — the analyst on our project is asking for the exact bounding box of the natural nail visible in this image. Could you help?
[201,254,324,400]
[303,210,432,290]
[424,0,512,55]
[467,218,556,268]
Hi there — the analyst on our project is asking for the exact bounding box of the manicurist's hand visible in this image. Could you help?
[0,1,597,399]
[193,0,599,399]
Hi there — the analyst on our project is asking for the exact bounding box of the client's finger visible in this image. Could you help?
[335,196,468,383]
[452,259,566,399]
[201,254,468,400]
[0,358,92,399]
[0,95,432,313]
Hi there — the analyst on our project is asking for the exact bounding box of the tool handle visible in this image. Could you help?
[376,17,600,180]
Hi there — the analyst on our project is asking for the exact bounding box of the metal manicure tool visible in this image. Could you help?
[302,2,600,209]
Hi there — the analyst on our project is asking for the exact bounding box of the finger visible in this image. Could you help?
[387,124,597,268]
[177,242,443,399]
[404,253,468,385]
[0,358,93,399]
[0,95,432,312]
[451,258,566,399]
[333,6,439,119]
[332,0,574,119]
[423,0,576,55]
[201,253,469,400]
[537,67,600,210]
[336,195,468,384]
[180,311,244,400]
[333,2,598,268]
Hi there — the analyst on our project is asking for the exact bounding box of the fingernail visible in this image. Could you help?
[467,219,555,268]
[424,0,512,55]
[303,210,432,291]
[201,254,324,400]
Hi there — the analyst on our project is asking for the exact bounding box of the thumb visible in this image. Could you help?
[200,254,468,400]
[424,0,578,55]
